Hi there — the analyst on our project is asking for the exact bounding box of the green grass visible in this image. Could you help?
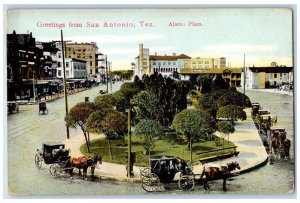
[80,134,236,167]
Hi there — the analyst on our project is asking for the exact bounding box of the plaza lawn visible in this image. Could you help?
[80,134,236,167]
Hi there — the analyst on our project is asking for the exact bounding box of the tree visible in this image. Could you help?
[217,121,235,149]
[216,105,247,124]
[100,110,128,160]
[211,75,229,92]
[131,90,160,121]
[171,109,217,162]
[65,102,96,153]
[134,119,163,161]
[216,91,251,108]
[86,109,127,160]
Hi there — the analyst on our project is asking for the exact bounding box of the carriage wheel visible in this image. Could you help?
[35,154,43,169]
[140,168,151,177]
[141,173,160,192]
[178,175,195,191]
[50,164,59,177]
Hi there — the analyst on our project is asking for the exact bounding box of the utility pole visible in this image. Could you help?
[127,107,132,178]
[243,53,246,95]
[61,30,70,139]
[33,71,36,103]
[106,56,109,94]
[109,62,112,92]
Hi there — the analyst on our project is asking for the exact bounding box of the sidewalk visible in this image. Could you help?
[63,108,268,182]
[245,88,293,97]
[64,132,143,182]
[193,108,268,175]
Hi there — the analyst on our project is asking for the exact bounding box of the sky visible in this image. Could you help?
[6,8,293,70]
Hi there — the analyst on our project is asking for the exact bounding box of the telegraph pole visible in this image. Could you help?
[106,56,109,94]
[127,107,132,178]
[61,30,70,139]
[109,62,112,92]
[243,53,246,95]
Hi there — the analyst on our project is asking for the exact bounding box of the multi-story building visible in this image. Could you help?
[7,31,46,101]
[190,57,226,69]
[149,53,191,78]
[134,44,150,78]
[66,42,98,76]
[180,67,242,87]
[241,65,293,89]
[70,59,87,79]
[134,44,190,78]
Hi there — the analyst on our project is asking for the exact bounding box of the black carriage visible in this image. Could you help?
[140,156,195,192]
[7,101,19,114]
[35,142,71,176]
[39,102,48,114]
[99,90,106,94]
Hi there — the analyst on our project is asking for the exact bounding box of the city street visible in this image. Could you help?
[7,82,144,195]
[6,85,294,196]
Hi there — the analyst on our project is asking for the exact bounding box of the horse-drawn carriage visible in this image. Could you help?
[140,156,240,192]
[35,143,71,176]
[251,102,260,117]
[140,156,195,192]
[35,142,102,179]
[39,102,48,114]
[99,90,106,94]
[7,101,19,114]
[268,126,291,159]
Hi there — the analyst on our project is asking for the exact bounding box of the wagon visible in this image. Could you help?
[7,101,19,114]
[251,102,260,116]
[35,142,71,176]
[39,102,48,114]
[268,126,290,159]
[99,90,106,94]
[140,156,196,192]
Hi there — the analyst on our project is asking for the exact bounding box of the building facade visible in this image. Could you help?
[180,67,242,87]
[190,57,226,69]
[7,31,46,101]
[66,42,98,76]
[134,44,190,79]
[241,66,293,89]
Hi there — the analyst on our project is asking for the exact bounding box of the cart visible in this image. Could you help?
[140,156,196,192]
[35,142,71,176]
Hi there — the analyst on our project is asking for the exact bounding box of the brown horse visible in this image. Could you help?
[281,138,291,159]
[66,155,102,180]
[200,161,241,191]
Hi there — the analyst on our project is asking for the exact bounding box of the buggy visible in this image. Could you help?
[39,102,48,114]
[140,156,195,192]
[35,142,71,176]
[7,101,19,114]
[251,102,260,117]
[268,126,291,159]
[99,90,106,94]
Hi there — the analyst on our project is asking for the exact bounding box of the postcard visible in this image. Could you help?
[5,7,294,196]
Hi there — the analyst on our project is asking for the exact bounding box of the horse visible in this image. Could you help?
[66,155,102,180]
[271,116,277,126]
[200,161,241,191]
[281,138,291,159]
[271,137,280,155]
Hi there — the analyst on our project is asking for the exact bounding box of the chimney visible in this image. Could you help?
[155,52,157,56]
[173,53,176,56]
